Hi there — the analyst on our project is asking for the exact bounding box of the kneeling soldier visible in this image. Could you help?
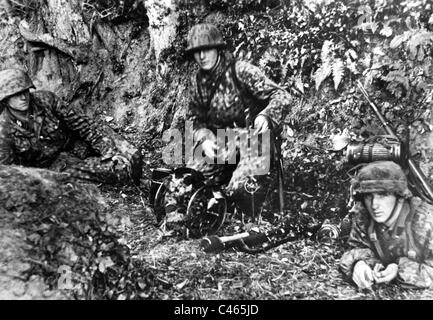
[164,23,293,230]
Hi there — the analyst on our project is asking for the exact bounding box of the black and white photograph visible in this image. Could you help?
[0,0,433,306]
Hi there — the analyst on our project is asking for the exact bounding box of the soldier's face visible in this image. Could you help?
[194,48,219,71]
[7,91,30,111]
[363,192,397,224]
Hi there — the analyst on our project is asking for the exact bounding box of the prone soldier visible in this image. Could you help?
[0,68,142,185]
[340,161,433,289]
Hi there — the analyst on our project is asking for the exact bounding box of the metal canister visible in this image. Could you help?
[346,141,402,164]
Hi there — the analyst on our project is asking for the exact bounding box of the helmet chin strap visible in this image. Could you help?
[383,196,404,228]
[205,50,222,73]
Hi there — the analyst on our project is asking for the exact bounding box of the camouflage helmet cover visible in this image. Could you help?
[351,161,412,199]
[0,69,35,102]
[186,23,226,52]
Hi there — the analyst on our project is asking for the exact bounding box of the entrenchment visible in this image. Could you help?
[0,165,157,300]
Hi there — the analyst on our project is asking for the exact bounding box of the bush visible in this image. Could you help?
[173,0,433,221]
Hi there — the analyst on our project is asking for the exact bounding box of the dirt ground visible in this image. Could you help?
[100,184,433,300]
[2,163,433,300]
[88,147,433,300]
[1,147,432,300]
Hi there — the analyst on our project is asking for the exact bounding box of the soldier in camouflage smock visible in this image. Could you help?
[164,23,293,227]
[0,68,142,185]
[340,161,433,289]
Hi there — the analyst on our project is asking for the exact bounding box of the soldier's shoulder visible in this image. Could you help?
[410,197,433,239]
[235,60,261,77]
[411,197,433,219]
[0,109,7,124]
[31,90,57,98]
[31,90,58,106]
[0,110,11,135]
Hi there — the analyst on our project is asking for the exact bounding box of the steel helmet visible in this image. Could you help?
[186,23,226,52]
[351,161,412,199]
[0,68,35,102]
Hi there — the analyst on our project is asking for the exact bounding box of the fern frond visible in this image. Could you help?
[332,59,345,91]
[314,62,332,91]
[320,40,334,66]
[294,74,305,94]
[314,40,336,91]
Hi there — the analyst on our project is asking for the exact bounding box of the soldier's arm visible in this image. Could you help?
[39,91,115,156]
[340,248,380,279]
[396,201,433,288]
[340,207,381,279]
[0,117,15,164]
[397,257,433,288]
[235,61,293,127]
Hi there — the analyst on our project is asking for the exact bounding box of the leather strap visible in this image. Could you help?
[368,221,387,261]
[231,60,252,128]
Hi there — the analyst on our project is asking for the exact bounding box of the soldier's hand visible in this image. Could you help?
[352,260,375,289]
[253,115,269,134]
[101,148,116,162]
[373,263,398,284]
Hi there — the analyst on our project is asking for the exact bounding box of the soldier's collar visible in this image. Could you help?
[208,54,222,73]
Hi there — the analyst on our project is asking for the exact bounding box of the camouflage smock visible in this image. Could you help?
[165,52,293,219]
[187,51,291,131]
[340,197,433,289]
[0,91,141,185]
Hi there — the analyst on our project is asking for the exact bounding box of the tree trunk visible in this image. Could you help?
[144,0,179,61]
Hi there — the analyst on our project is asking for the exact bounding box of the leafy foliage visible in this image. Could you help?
[0,0,41,18]
[82,0,148,23]
[314,40,346,91]
[2,0,433,300]
[171,0,433,223]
